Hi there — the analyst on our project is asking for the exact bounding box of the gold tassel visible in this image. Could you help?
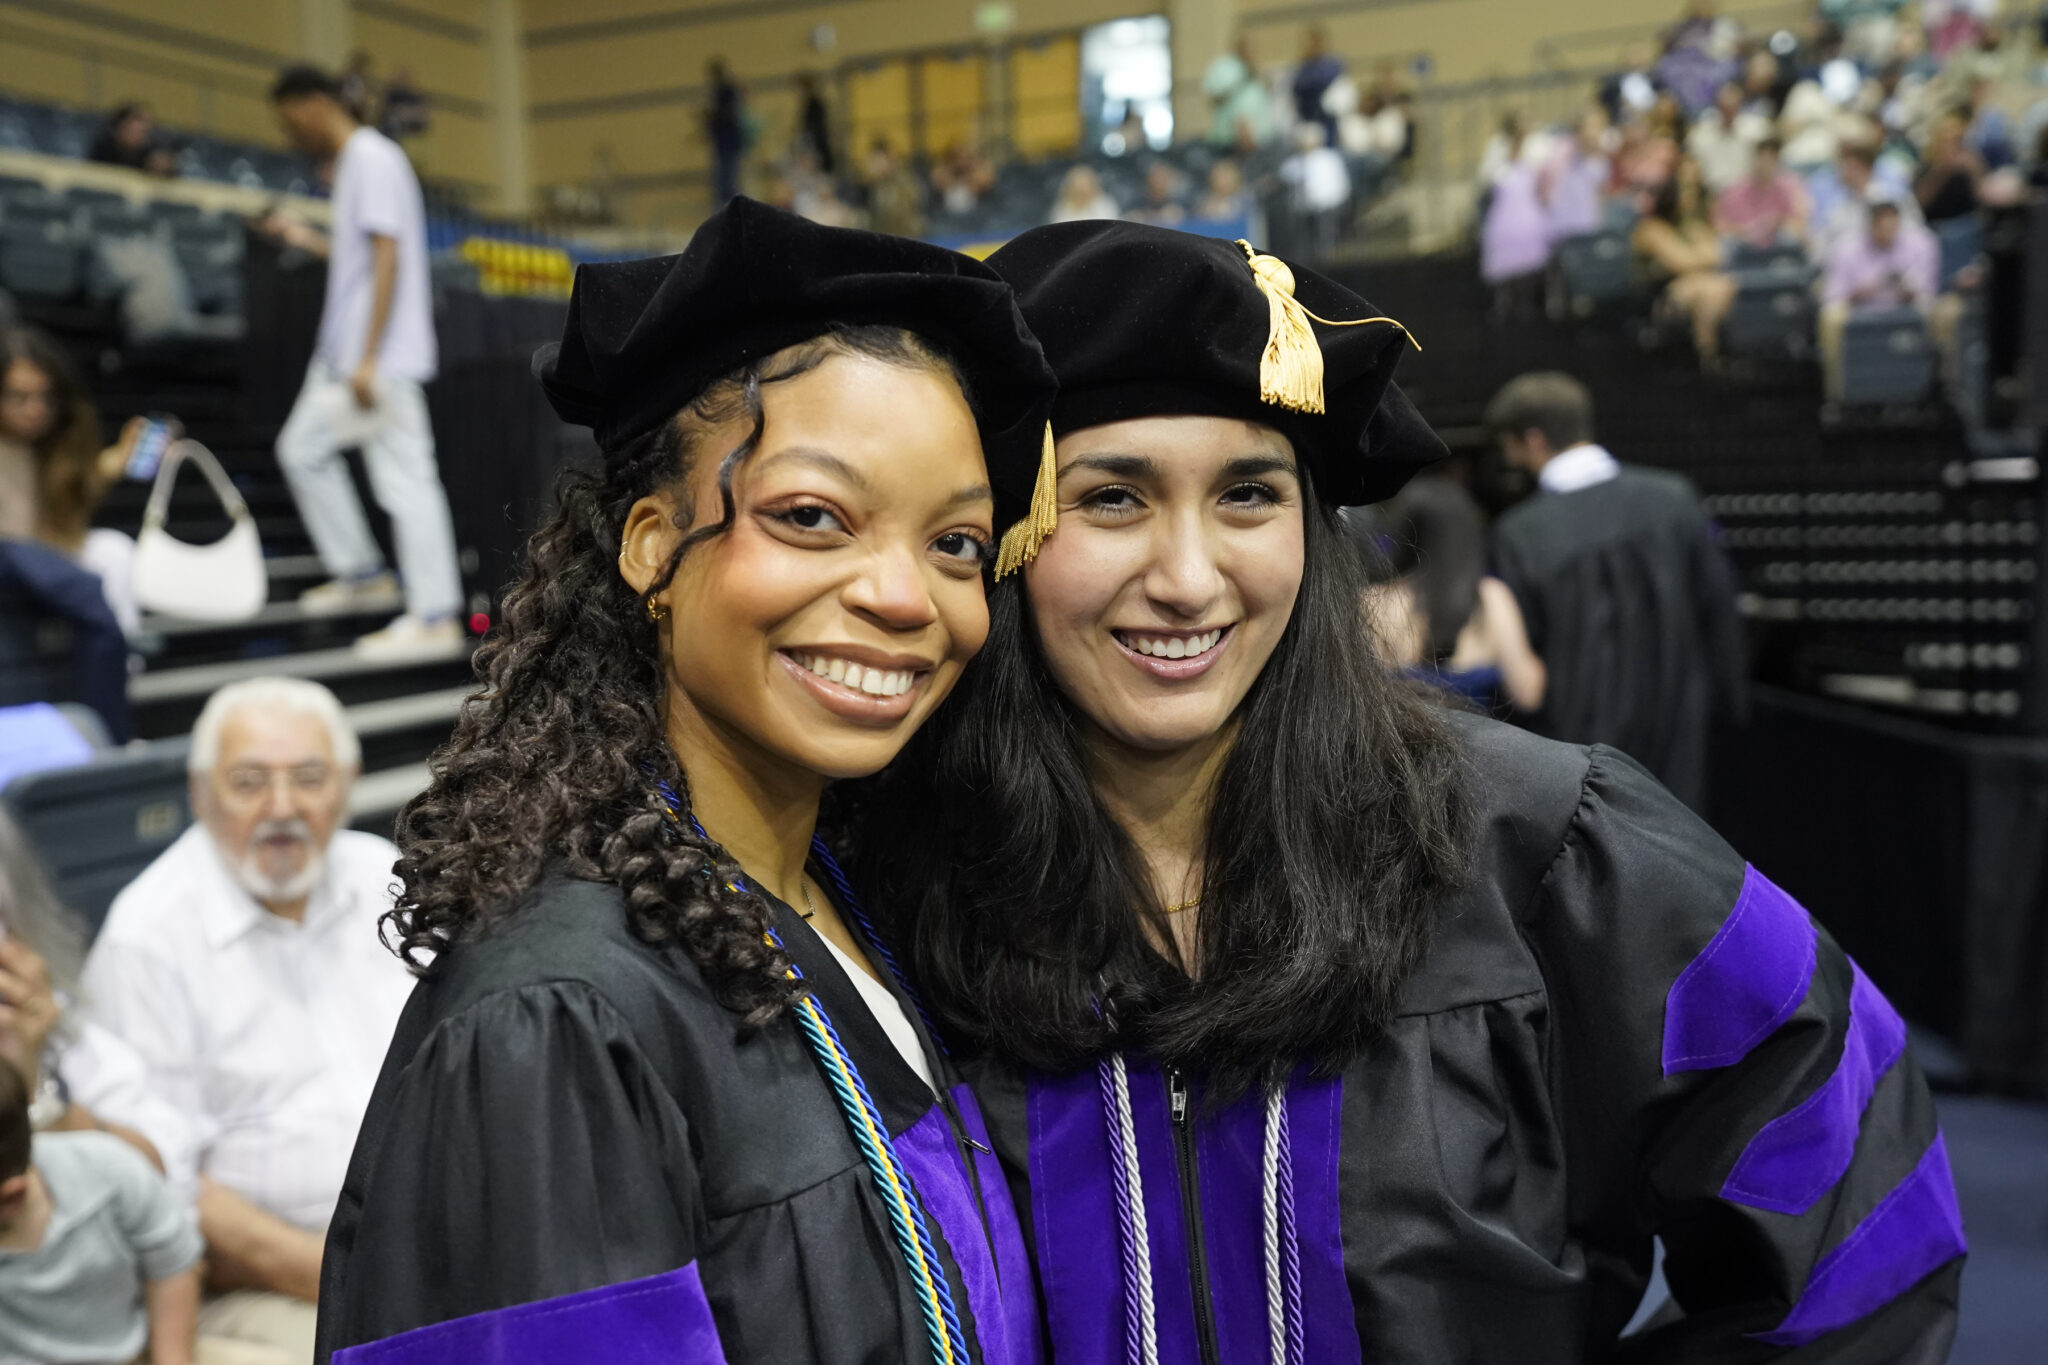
[993,421,1060,579]
[1237,240,1420,416]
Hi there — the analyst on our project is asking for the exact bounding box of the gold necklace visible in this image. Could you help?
[1164,897,1202,915]
[799,879,819,921]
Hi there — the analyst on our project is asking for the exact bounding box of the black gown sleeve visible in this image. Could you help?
[1528,748,1962,1362]
[316,981,708,1357]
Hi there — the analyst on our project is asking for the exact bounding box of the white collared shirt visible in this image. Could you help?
[79,824,414,1229]
[1537,442,1622,495]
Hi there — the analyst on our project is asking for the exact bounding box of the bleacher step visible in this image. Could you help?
[140,598,402,639]
[129,640,472,704]
[349,762,432,829]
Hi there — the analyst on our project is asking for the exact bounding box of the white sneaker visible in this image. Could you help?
[300,571,403,616]
[352,613,467,660]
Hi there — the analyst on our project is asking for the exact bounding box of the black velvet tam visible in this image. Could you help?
[534,197,1056,513]
[984,220,1445,506]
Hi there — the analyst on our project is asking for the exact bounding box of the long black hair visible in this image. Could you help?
[385,325,969,1029]
[855,468,1473,1096]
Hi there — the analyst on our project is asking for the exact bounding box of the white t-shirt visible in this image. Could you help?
[318,126,437,383]
[79,825,415,1231]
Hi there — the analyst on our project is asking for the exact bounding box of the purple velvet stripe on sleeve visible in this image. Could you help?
[1191,1072,1361,1365]
[1723,961,1909,1215]
[952,1085,1046,1365]
[1753,1132,1968,1347]
[894,1090,1046,1365]
[332,1263,727,1364]
[1027,1064,1200,1365]
[1663,864,1819,1076]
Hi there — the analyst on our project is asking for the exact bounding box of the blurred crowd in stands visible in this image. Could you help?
[725,26,1413,253]
[1477,0,2039,397]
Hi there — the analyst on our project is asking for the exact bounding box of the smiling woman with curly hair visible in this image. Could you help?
[313,199,1057,1365]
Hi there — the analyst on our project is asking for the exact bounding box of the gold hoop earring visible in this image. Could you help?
[646,597,670,624]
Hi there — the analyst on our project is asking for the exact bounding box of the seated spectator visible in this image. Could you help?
[86,102,158,173]
[1192,158,1254,223]
[1712,135,1810,248]
[1687,81,1769,192]
[1203,36,1272,150]
[1478,111,1533,190]
[1332,78,1408,164]
[1774,78,1835,170]
[1278,121,1352,257]
[1611,107,1681,204]
[1124,162,1187,227]
[1809,139,1920,264]
[1740,48,1789,116]
[0,810,190,1176]
[1048,164,1120,224]
[1961,77,2015,170]
[0,327,145,635]
[0,1059,228,1365]
[1655,0,1742,115]
[1916,108,1984,222]
[80,678,413,1361]
[1598,42,1660,125]
[929,141,996,214]
[1817,192,1960,401]
[378,66,429,142]
[1345,477,1544,714]
[862,139,925,239]
[1291,26,1345,147]
[1541,106,1614,239]
[1481,122,1551,319]
[1635,154,1738,366]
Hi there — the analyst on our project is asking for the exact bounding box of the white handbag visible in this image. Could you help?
[131,438,268,623]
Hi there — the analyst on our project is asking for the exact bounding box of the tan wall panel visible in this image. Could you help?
[70,0,297,59]
[369,0,485,22]
[0,9,279,145]
[1011,35,1080,158]
[921,50,985,157]
[352,14,489,101]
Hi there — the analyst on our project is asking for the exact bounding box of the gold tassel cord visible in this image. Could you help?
[1237,240,1420,416]
[993,421,1060,579]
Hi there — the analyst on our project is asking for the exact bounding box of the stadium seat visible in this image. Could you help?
[61,184,128,214]
[1839,307,1936,406]
[1934,216,1980,290]
[1727,241,1812,281]
[1,737,193,940]
[1723,268,1816,360]
[0,188,75,229]
[0,216,83,299]
[1550,230,1633,317]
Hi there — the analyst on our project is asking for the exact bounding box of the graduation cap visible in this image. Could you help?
[983,220,1448,577]
[533,196,1057,527]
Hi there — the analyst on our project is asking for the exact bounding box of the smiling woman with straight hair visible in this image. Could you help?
[312,199,1056,1364]
[856,221,1963,1363]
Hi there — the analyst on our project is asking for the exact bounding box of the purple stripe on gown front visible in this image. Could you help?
[1192,1072,1360,1364]
[1753,1132,1968,1347]
[1028,1063,1200,1365]
[333,1263,727,1364]
[1663,864,1818,1075]
[1723,961,1908,1215]
[893,1087,1046,1365]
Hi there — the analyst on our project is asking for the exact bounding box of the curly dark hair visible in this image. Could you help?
[385,325,969,1029]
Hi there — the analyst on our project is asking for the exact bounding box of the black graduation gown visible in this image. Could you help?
[965,716,1963,1364]
[1490,465,1747,811]
[313,873,1041,1365]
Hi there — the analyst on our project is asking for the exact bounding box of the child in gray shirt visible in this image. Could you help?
[0,1058,203,1364]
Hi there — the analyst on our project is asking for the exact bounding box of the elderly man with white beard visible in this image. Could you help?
[80,677,411,1364]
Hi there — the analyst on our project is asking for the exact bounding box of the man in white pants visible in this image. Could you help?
[267,65,464,659]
